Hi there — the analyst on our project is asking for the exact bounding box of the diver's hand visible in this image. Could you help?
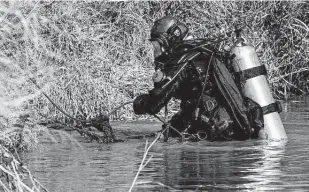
[133,94,150,115]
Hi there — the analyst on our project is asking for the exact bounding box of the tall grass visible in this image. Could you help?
[0,1,308,191]
[1,1,309,129]
[30,1,308,122]
[0,2,50,190]
[0,1,48,150]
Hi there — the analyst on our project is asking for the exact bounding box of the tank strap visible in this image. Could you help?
[262,101,282,115]
[236,65,267,81]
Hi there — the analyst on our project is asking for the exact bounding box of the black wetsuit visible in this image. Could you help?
[133,39,264,141]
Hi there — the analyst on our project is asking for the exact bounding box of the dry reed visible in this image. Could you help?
[0,1,308,191]
[0,145,49,192]
[23,1,308,123]
[0,0,307,155]
[1,1,308,124]
[1,1,307,125]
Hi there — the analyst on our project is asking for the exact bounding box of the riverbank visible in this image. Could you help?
[0,0,308,165]
[2,1,308,124]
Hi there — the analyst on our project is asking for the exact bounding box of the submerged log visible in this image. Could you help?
[39,113,119,143]
[89,113,115,143]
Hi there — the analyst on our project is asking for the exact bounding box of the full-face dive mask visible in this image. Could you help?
[149,15,189,56]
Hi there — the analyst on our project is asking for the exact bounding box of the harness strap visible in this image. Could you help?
[234,65,282,115]
[262,101,282,115]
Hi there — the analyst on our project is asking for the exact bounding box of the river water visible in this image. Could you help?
[23,100,309,192]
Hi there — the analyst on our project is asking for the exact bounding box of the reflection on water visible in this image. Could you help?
[22,101,309,192]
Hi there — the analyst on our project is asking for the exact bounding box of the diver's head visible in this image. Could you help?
[149,15,189,59]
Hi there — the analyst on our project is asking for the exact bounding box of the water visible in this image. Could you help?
[23,100,309,192]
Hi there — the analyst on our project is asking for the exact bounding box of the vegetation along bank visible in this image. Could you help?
[1,1,309,148]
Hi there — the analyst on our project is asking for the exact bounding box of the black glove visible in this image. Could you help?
[90,113,110,132]
[133,94,150,115]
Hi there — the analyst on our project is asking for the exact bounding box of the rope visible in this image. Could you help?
[29,77,133,122]
[107,100,134,116]
[29,78,90,123]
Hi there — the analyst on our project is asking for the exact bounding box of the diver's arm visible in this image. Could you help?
[133,87,173,115]
[133,64,187,115]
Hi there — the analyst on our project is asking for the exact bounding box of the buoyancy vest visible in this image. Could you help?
[169,39,252,139]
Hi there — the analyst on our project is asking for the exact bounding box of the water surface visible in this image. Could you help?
[23,100,309,191]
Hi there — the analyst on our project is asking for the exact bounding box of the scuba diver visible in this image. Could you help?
[133,15,265,141]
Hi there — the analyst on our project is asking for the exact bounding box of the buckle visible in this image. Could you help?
[205,99,217,112]
[197,131,208,140]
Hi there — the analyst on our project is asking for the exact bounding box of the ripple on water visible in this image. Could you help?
[23,101,309,192]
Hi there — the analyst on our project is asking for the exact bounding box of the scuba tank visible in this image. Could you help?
[230,32,287,140]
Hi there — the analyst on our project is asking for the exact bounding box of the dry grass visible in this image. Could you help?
[0,2,308,191]
[0,1,48,150]
[1,1,308,144]
[0,145,48,192]
[26,1,307,122]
